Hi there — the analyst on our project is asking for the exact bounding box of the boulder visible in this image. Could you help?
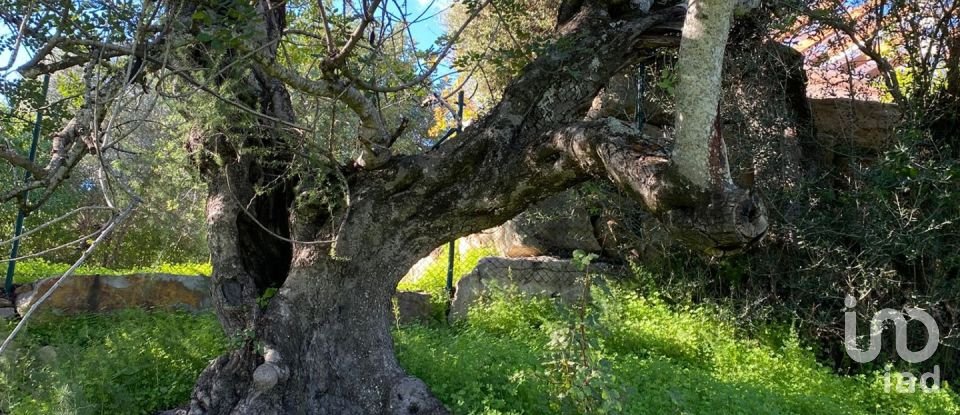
[586,70,673,127]
[402,247,445,285]
[0,307,16,320]
[810,98,900,154]
[449,256,624,321]
[494,191,602,258]
[595,213,640,260]
[456,229,498,256]
[15,274,211,317]
[394,291,433,325]
[401,228,500,285]
[0,296,11,307]
[585,183,674,263]
[719,41,820,188]
[14,283,32,297]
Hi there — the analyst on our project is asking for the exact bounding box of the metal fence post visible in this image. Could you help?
[636,64,646,128]
[5,74,50,296]
[445,90,465,297]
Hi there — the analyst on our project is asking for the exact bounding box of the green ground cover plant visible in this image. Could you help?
[397,287,959,415]
[1,254,956,414]
[0,310,225,414]
[2,290,956,414]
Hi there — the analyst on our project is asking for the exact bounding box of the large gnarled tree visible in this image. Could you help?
[1,0,765,413]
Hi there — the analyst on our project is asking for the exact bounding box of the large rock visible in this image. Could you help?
[586,69,673,127]
[810,98,900,154]
[394,291,433,325]
[14,274,211,317]
[494,191,601,258]
[593,210,672,263]
[402,247,446,285]
[0,307,16,320]
[401,228,499,285]
[456,229,498,256]
[11,272,438,325]
[719,41,819,189]
[449,257,624,321]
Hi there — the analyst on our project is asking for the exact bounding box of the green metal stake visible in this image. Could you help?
[445,239,455,296]
[5,74,50,296]
[445,90,465,297]
[636,64,646,128]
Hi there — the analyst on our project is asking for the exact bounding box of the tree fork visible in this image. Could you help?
[174,1,767,414]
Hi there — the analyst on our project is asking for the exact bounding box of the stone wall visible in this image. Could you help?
[12,274,212,318]
[5,274,433,324]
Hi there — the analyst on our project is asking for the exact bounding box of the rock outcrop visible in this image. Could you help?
[403,229,498,285]
[493,191,602,258]
[449,256,624,321]
[394,291,433,325]
[810,98,900,155]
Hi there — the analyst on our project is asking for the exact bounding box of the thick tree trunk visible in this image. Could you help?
[177,2,767,414]
[187,124,449,414]
[190,255,445,414]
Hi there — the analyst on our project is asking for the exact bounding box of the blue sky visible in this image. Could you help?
[0,0,450,82]
[390,0,454,80]
[0,31,29,81]
[406,0,451,49]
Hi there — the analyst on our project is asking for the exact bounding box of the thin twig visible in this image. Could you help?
[0,202,138,357]
[0,206,113,247]
[0,0,35,72]
[341,0,493,93]
[327,0,384,65]
[316,0,339,54]
[0,229,105,263]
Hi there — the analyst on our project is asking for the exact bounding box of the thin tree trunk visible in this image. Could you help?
[672,0,736,189]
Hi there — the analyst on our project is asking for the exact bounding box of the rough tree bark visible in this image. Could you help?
[173,1,765,414]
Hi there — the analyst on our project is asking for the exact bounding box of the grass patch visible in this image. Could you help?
[2,278,956,414]
[10,260,212,285]
[396,287,960,415]
[0,310,225,415]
